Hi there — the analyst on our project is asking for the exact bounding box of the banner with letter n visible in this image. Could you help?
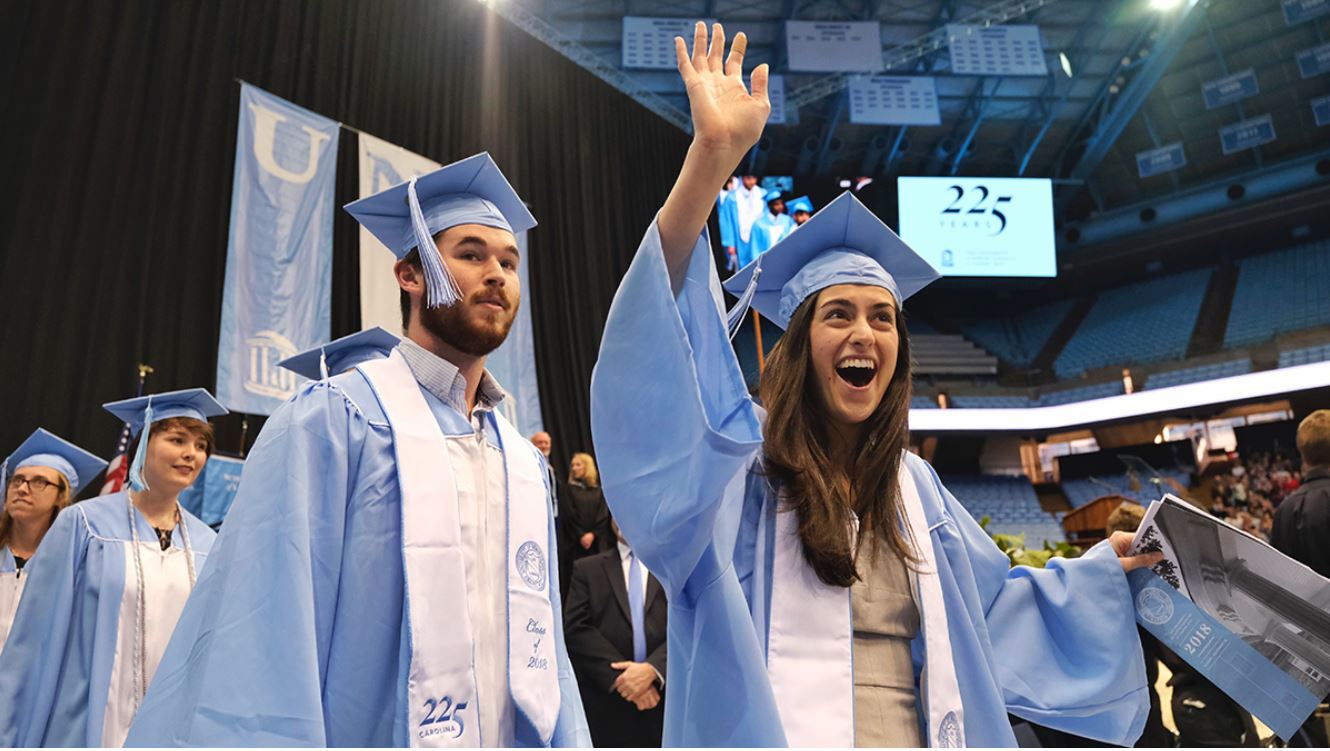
[357,133,441,333]
[216,83,339,415]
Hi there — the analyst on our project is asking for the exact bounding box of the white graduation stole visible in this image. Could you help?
[359,351,559,747]
[763,459,965,748]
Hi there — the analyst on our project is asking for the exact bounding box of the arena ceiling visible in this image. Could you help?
[490,0,1330,244]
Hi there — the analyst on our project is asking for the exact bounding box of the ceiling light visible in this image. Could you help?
[1150,0,1182,10]
[1059,51,1073,77]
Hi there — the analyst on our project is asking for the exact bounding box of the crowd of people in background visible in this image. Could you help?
[529,431,667,748]
[1209,450,1303,542]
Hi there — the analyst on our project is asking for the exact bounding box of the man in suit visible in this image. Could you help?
[563,521,667,747]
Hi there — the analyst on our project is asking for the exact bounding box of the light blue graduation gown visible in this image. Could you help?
[124,370,590,747]
[718,191,739,250]
[0,493,216,747]
[748,211,796,259]
[589,222,1151,747]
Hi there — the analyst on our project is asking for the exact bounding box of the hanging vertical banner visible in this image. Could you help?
[357,133,442,333]
[216,84,339,415]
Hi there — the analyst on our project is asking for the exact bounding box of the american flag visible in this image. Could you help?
[101,363,151,495]
[99,421,133,495]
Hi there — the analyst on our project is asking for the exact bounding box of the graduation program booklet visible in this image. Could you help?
[1127,494,1330,741]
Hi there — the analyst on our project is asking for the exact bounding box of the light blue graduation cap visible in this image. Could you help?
[788,196,814,214]
[277,326,401,380]
[343,152,536,310]
[764,189,786,204]
[721,191,940,334]
[2,429,108,499]
[102,388,228,493]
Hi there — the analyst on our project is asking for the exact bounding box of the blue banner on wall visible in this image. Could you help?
[1283,0,1330,25]
[1296,42,1330,78]
[1136,142,1187,178]
[1219,114,1276,155]
[1202,68,1259,110]
[178,455,245,528]
[1314,95,1330,127]
[217,84,339,415]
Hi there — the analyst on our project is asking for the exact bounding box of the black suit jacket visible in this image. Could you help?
[563,547,667,748]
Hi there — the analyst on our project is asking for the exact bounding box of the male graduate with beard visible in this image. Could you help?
[126,153,589,748]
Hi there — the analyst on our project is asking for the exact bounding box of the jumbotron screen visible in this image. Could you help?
[897,176,1057,278]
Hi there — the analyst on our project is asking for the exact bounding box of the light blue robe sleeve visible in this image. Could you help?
[923,465,1150,745]
[126,382,375,746]
[591,219,764,593]
[0,506,90,746]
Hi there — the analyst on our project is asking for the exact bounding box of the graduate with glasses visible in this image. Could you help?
[0,429,107,654]
[591,22,1163,748]
[0,389,225,747]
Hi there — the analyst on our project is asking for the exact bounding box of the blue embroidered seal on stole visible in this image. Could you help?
[938,711,962,747]
[515,540,547,591]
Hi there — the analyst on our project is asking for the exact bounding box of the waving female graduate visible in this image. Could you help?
[590,22,1164,748]
[0,389,224,747]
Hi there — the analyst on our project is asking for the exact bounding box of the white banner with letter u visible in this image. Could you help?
[216,83,339,415]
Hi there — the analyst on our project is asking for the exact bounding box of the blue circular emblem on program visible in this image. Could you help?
[515,541,546,591]
[1136,586,1174,626]
[938,711,962,747]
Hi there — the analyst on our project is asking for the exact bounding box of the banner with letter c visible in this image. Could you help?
[216,83,339,415]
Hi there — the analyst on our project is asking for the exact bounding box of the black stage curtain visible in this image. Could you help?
[1,0,690,486]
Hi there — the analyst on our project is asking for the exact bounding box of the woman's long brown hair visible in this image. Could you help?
[759,290,916,587]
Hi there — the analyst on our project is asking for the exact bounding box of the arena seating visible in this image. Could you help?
[1224,239,1330,348]
[1144,358,1252,389]
[911,395,939,409]
[950,394,1034,409]
[1053,268,1211,379]
[1278,342,1330,367]
[1060,470,1190,508]
[942,474,1066,545]
[957,299,1076,369]
[911,334,999,376]
[1036,380,1124,405]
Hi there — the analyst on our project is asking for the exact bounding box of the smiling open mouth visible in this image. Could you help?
[835,357,877,388]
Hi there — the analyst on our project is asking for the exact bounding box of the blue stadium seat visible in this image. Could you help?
[1053,268,1211,379]
[957,299,1075,369]
[941,474,1066,545]
[1144,358,1252,389]
[1224,240,1330,348]
[1279,342,1330,368]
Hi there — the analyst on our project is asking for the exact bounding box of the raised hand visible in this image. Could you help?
[657,22,771,279]
[675,22,771,156]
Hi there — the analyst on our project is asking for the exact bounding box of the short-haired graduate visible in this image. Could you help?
[591,22,1164,747]
[125,154,589,747]
[0,390,224,747]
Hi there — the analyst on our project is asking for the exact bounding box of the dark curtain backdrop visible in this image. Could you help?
[0,0,691,488]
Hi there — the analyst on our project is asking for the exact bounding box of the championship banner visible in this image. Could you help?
[216,83,339,415]
[357,133,441,332]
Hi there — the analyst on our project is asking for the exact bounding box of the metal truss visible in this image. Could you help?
[489,1,694,131]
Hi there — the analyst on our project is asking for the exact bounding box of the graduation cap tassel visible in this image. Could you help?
[0,458,8,503]
[725,263,763,341]
[128,397,153,493]
[408,177,462,309]
[318,346,330,380]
